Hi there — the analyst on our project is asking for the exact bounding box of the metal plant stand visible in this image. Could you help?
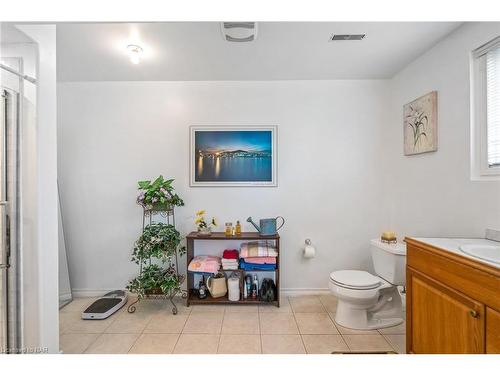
[128,207,186,315]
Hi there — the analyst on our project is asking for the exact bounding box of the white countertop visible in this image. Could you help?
[410,237,500,269]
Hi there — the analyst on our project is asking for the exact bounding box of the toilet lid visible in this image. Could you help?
[330,270,382,290]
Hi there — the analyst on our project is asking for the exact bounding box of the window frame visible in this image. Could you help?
[471,36,500,181]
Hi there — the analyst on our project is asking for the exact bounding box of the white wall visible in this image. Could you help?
[386,22,500,238]
[57,80,389,294]
[18,24,59,354]
[58,22,500,297]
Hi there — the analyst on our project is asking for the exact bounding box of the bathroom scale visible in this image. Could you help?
[81,290,128,320]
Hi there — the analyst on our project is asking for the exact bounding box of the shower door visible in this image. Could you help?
[0,88,19,354]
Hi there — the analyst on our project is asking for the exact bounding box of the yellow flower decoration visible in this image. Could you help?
[196,209,206,216]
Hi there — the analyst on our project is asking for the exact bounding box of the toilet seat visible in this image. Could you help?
[330,270,382,290]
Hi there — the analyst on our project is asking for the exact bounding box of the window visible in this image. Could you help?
[471,36,500,180]
[486,47,500,167]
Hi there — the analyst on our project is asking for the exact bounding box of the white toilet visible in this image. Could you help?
[329,239,406,330]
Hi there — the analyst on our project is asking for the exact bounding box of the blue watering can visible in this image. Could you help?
[246,216,285,236]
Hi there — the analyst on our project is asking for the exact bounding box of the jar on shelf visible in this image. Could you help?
[225,222,233,236]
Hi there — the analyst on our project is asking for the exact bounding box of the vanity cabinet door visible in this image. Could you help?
[486,308,500,353]
[408,269,485,353]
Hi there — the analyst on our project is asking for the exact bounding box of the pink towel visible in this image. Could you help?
[243,257,276,264]
[188,255,221,274]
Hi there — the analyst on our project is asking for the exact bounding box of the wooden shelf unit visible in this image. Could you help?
[186,231,280,307]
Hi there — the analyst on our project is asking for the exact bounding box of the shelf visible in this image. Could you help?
[186,231,280,307]
[186,231,279,240]
[190,269,277,275]
[221,268,277,273]
[187,292,278,306]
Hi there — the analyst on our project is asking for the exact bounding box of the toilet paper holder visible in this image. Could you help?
[303,239,315,258]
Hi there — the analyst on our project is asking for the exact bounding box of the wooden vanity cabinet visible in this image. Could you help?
[487,308,500,353]
[405,238,500,354]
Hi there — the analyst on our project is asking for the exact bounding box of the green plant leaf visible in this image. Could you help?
[152,175,163,187]
[137,176,184,208]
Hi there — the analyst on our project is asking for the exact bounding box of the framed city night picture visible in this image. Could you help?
[190,126,277,186]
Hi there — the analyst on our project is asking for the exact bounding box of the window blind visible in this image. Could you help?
[487,46,500,167]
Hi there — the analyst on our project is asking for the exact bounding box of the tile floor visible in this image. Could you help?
[59,294,406,354]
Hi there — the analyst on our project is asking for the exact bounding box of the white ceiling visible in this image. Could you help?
[56,22,462,82]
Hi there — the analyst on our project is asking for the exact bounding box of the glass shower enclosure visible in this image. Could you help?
[0,77,20,354]
[0,27,40,353]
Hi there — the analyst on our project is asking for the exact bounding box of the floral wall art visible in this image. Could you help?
[404,91,438,155]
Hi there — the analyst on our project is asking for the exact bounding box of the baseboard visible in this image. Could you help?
[71,289,122,298]
[281,288,330,297]
[72,288,330,298]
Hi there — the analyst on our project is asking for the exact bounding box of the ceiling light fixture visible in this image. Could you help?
[220,22,258,42]
[127,44,143,64]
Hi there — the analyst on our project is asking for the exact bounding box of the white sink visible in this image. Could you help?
[459,244,500,264]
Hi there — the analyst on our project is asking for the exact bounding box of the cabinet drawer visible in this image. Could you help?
[487,308,500,354]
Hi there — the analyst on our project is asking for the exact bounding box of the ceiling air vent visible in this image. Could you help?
[330,34,366,41]
[221,22,258,42]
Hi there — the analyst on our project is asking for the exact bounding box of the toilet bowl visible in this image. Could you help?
[329,240,406,330]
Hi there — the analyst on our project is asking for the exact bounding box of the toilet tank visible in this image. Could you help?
[370,239,407,285]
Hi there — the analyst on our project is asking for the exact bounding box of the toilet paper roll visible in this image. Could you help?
[228,277,240,301]
[303,244,315,258]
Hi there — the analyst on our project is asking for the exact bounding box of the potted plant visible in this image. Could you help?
[195,210,217,236]
[136,175,184,212]
[127,264,184,300]
[131,223,186,263]
[127,222,186,298]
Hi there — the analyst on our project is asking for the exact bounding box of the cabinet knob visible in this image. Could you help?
[469,310,479,318]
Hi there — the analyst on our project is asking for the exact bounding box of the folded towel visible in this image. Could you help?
[222,249,239,259]
[188,255,221,274]
[222,263,238,268]
[222,265,239,270]
[240,259,276,271]
[242,257,276,265]
[221,259,238,264]
[221,262,239,267]
[240,241,278,258]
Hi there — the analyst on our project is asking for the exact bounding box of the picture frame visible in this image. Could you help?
[403,91,438,156]
[190,126,278,187]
